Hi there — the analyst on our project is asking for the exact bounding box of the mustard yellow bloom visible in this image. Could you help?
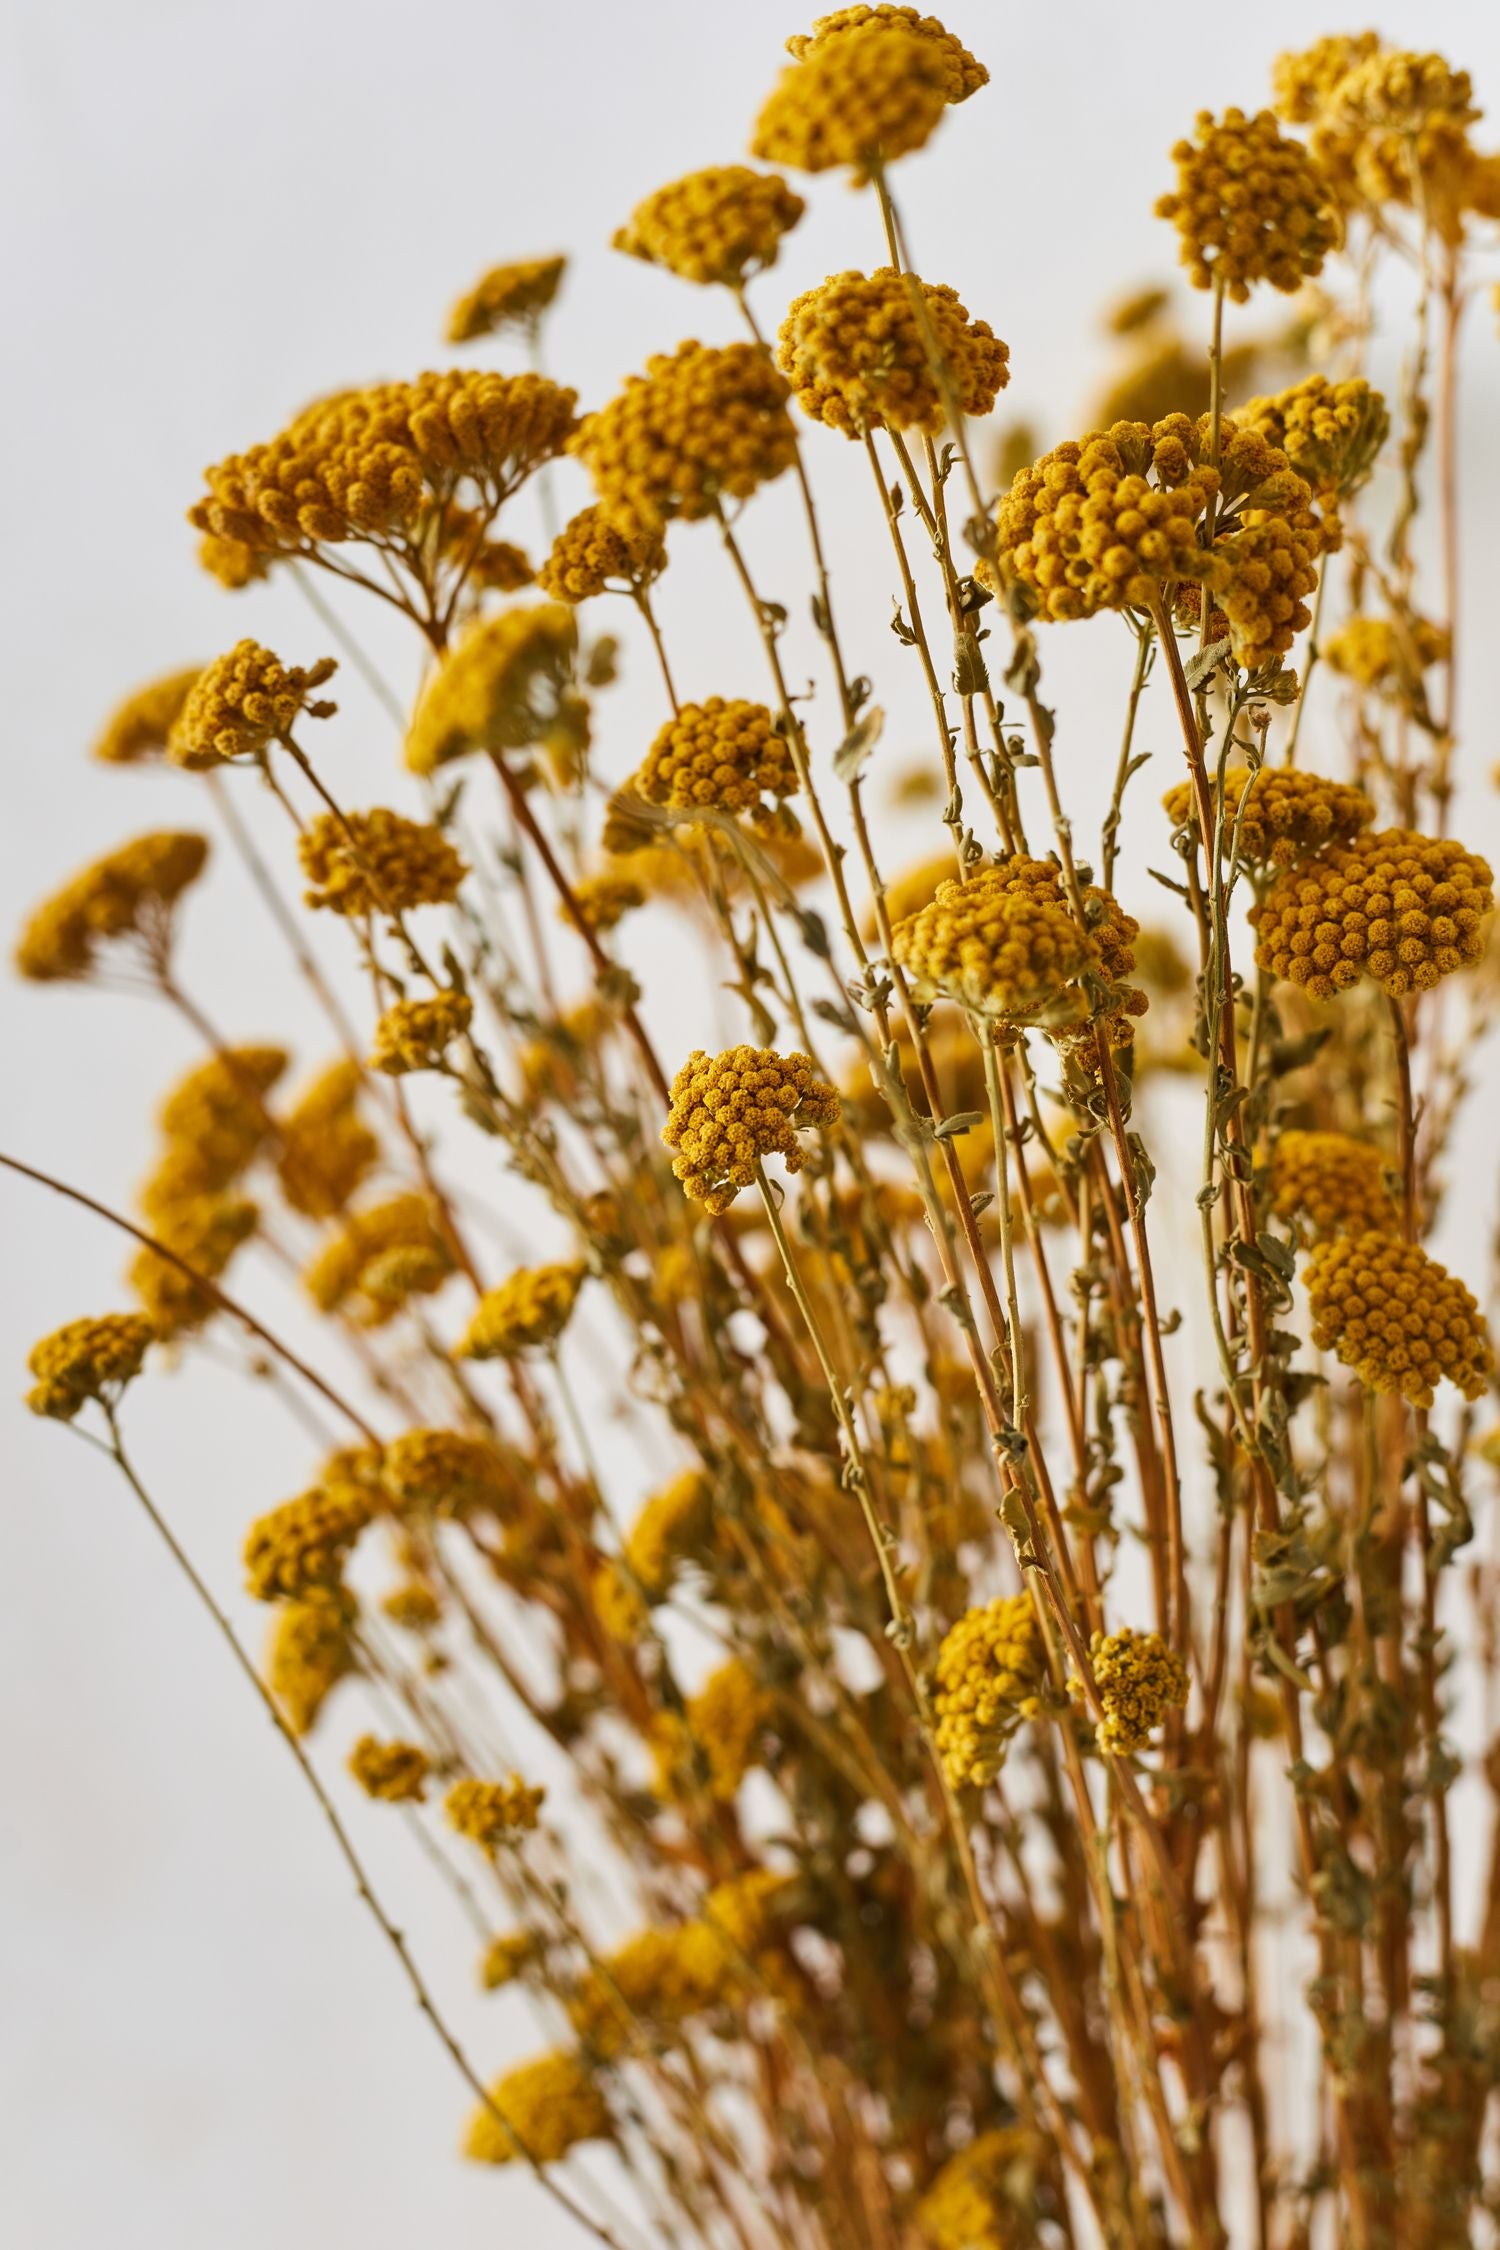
[1251,829,1493,1000]
[570,341,797,539]
[635,697,799,826]
[405,604,578,775]
[776,267,1008,437]
[369,991,473,1075]
[785,8,986,103]
[933,1595,1045,1788]
[1306,1234,1491,1408]
[298,807,468,916]
[168,641,336,768]
[445,1775,545,1849]
[1162,766,1372,869]
[536,505,665,603]
[753,22,951,181]
[662,1045,841,1213]
[348,1735,430,1803]
[1269,1130,1398,1243]
[462,2050,608,2167]
[1156,108,1338,300]
[614,167,804,288]
[1083,1627,1189,1754]
[265,1595,356,1737]
[92,667,203,765]
[25,1312,155,1422]
[457,1261,587,1358]
[445,255,566,345]
[15,831,209,983]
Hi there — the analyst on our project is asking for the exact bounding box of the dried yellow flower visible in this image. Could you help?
[1269,1130,1399,1243]
[916,2127,1045,2247]
[243,1482,373,1603]
[25,1312,155,1422]
[1239,375,1388,501]
[570,341,797,539]
[348,1735,430,1803]
[786,7,985,102]
[462,2050,608,2167]
[996,420,1223,624]
[536,505,665,604]
[266,1595,356,1737]
[456,1261,587,1358]
[776,267,1008,438]
[752,22,951,181]
[624,1470,714,1598]
[479,1930,540,1990]
[654,1657,773,1802]
[1082,1627,1189,1754]
[168,641,336,769]
[304,1193,456,1327]
[892,856,1143,1040]
[381,1428,518,1519]
[405,604,578,775]
[382,1580,442,1631]
[128,1192,259,1339]
[1156,109,1338,301]
[635,697,798,827]
[92,667,203,765]
[1251,829,1493,1000]
[369,990,473,1075]
[932,1595,1045,1788]
[1324,614,1450,694]
[614,167,804,288]
[15,831,209,984]
[1306,1234,1492,1408]
[445,255,566,345]
[445,1774,544,1849]
[1162,766,1373,868]
[566,868,645,934]
[298,807,468,916]
[662,1045,841,1213]
[274,1061,378,1220]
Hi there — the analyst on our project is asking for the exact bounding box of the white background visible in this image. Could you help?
[5,3,1500,2244]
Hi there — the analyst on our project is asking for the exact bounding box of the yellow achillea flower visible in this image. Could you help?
[347,1735,430,1803]
[1239,375,1388,502]
[381,1428,518,1519]
[243,1482,373,1603]
[92,666,203,765]
[273,1061,378,1221]
[265,1595,356,1737]
[569,341,798,539]
[369,990,473,1075]
[566,868,645,934]
[168,641,336,769]
[1268,1130,1398,1244]
[445,1775,545,1850]
[189,371,578,574]
[915,2127,1046,2247]
[536,505,665,604]
[405,604,578,775]
[892,856,1143,1039]
[1161,766,1373,869]
[462,2049,608,2167]
[624,1470,714,1597]
[777,268,1009,438]
[1305,1235,1492,1408]
[1156,108,1338,301]
[142,1045,286,1205]
[1272,38,1489,242]
[662,1045,841,1213]
[568,1872,791,2060]
[1082,1627,1189,1755]
[1324,614,1450,695]
[752,22,951,181]
[932,1595,1045,1789]
[457,1260,587,1358]
[128,1193,259,1339]
[15,831,210,984]
[298,807,468,916]
[614,166,805,288]
[654,1656,773,1802]
[382,1580,442,1631]
[25,1312,155,1422]
[996,421,1223,624]
[786,7,986,103]
[1250,829,1493,1000]
[635,696,799,827]
[479,1930,541,1990]
[303,1193,457,1326]
[444,254,566,345]
[1204,503,1327,672]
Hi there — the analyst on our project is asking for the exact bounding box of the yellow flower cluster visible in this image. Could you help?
[457,1260,588,1358]
[405,603,578,774]
[776,267,1009,438]
[614,166,805,287]
[570,341,798,538]
[654,1656,773,1801]
[382,1580,442,1632]
[93,667,202,765]
[624,1470,714,1597]
[635,697,799,826]
[1208,501,1327,672]
[243,1482,373,1604]
[15,831,209,983]
[932,1595,1046,1789]
[369,990,473,1075]
[129,1047,281,1336]
[444,255,566,345]
[1324,615,1450,694]
[1155,108,1338,300]
[462,2050,608,2167]
[1305,1234,1492,1407]
[298,807,468,917]
[25,1312,155,1422]
[662,1045,841,1212]
[892,856,1143,1039]
[265,1595,355,1737]
[915,2127,1043,2249]
[1251,829,1493,1000]
[996,419,1222,623]
[567,868,644,933]
[381,1427,518,1519]
[303,1192,456,1326]
[348,1735,430,1803]
[786,7,986,103]
[168,641,336,769]
[1084,1627,1189,1755]
[274,1061,378,1220]
[753,21,951,181]
[1162,766,1373,868]
[130,1194,258,1338]
[444,1774,545,1849]
[536,504,665,603]
[480,1931,540,1991]
[1239,376,1389,502]
[1273,38,1496,242]
[568,1871,790,2060]
[1269,1130,1398,1243]
[189,372,578,572]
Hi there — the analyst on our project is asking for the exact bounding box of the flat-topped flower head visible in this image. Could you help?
[776,267,1008,437]
[662,1045,841,1212]
[265,1597,355,1738]
[272,1061,378,1221]
[1239,376,1389,502]
[462,2050,608,2167]
[168,641,336,769]
[753,22,951,181]
[785,8,986,104]
[369,990,473,1076]
[1156,108,1339,300]
[933,1595,1045,1788]
[298,807,467,916]
[93,667,203,765]
[15,831,210,984]
[25,1312,155,1422]
[445,1774,544,1850]
[624,1471,714,1598]
[996,420,1225,623]
[303,1193,457,1327]
[1162,766,1373,869]
[634,697,798,827]
[570,341,797,539]
[1325,614,1451,695]
[444,255,566,345]
[536,504,665,603]
[405,604,578,774]
[1081,1627,1189,1754]
[457,1261,587,1358]
[1269,1130,1399,1244]
[380,1428,519,1518]
[243,1482,373,1603]
[652,1657,773,1803]
[348,1736,430,1803]
[1306,1234,1492,1407]
[614,167,804,288]
[1251,828,1493,1000]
